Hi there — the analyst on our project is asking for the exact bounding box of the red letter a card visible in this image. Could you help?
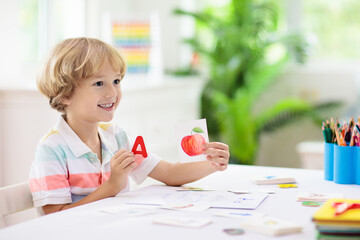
[131,136,147,168]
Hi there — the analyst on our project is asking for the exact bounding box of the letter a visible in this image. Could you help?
[131,136,148,158]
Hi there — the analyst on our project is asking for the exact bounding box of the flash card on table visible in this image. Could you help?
[277,184,298,188]
[101,205,156,217]
[160,203,211,212]
[153,215,212,228]
[176,186,215,191]
[228,188,276,194]
[241,216,303,236]
[228,189,251,194]
[297,192,344,202]
[214,210,266,219]
[252,176,296,185]
[175,119,209,163]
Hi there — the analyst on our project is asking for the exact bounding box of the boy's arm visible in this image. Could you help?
[42,180,122,214]
[148,142,229,186]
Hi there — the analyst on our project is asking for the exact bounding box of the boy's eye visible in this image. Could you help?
[114,79,121,85]
[94,81,103,86]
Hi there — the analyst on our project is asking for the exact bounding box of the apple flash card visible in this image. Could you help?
[175,119,209,163]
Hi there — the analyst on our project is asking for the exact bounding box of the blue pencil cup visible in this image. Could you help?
[334,145,355,184]
[356,148,360,185]
[324,143,334,181]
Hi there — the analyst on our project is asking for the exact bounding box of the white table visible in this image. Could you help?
[1,165,360,240]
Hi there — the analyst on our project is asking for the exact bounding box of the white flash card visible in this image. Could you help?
[175,119,209,163]
[101,206,156,217]
[160,203,211,212]
[153,215,212,228]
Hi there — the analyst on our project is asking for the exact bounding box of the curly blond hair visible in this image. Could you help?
[37,37,126,113]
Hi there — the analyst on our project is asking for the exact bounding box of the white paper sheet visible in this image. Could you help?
[119,185,268,210]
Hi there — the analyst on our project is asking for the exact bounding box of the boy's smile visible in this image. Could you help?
[98,102,116,112]
[98,103,115,110]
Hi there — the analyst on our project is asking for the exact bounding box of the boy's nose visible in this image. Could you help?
[105,85,118,97]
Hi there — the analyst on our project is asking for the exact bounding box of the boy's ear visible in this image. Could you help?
[61,96,72,106]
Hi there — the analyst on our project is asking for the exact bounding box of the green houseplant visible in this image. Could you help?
[175,0,338,164]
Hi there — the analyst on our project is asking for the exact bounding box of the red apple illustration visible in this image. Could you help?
[181,127,206,156]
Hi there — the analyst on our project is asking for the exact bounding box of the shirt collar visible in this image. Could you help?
[55,115,118,159]
[98,125,118,154]
[55,115,91,158]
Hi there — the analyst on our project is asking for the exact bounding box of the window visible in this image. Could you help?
[0,0,86,86]
[302,0,360,61]
[0,0,39,85]
[19,0,39,77]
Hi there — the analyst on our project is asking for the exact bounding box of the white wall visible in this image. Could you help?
[0,89,58,187]
[0,1,22,81]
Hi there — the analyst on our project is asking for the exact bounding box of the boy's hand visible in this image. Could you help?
[108,149,137,191]
[202,142,230,171]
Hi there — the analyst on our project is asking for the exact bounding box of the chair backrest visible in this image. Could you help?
[0,181,34,228]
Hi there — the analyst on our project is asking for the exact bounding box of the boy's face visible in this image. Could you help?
[63,61,122,124]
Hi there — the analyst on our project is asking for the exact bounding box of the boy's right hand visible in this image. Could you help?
[108,149,137,191]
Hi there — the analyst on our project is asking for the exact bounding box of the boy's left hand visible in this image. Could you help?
[202,142,230,171]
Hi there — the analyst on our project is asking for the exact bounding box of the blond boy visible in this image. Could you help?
[29,37,229,214]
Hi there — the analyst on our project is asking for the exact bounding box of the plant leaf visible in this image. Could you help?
[254,98,313,133]
[246,56,288,106]
[255,99,343,133]
[213,89,257,164]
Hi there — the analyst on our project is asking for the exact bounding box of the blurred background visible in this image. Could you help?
[1,0,360,187]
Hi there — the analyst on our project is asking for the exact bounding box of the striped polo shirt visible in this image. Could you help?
[29,115,161,208]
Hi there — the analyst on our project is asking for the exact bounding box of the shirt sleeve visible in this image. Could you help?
[29,142,72,208]
[130,152,161,184]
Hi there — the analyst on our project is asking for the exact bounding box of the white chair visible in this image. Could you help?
[0,181,35,228]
